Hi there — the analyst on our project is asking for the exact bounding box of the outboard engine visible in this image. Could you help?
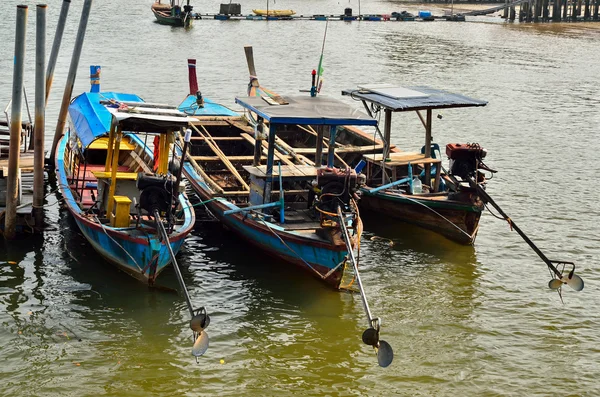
[315,167,358,213]
[136,173,176,215]
[446,143,489,181]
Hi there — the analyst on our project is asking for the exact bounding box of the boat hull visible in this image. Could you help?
[151,7,192,27]
[183,162,351,289]
[72,213,187,282]
[359,189,482,245]
[56,134,194,283]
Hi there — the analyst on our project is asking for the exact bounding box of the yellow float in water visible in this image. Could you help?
[252,9,296,16]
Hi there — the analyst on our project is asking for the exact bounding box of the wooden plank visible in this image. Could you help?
[240,133,295,166]
[243,164,318,179]
[190,136,244,141]
[91,171,138,180]
[191,155,269,162]
[130,150,153,173]
[190,124,250,190]
[290,144,385,155]
[215,190,250,196]
[175,132,225,194]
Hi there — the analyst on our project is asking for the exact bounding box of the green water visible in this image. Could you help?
[1,0,599,395]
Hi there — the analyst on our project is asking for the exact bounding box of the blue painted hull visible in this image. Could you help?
[56,134,195,283]
[181,158,354,289]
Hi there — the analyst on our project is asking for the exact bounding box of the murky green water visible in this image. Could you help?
[1,0,599,395]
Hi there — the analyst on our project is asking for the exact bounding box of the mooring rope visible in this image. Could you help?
[382,193,473,240]
[253,212,344,281]
[93,215,143,272]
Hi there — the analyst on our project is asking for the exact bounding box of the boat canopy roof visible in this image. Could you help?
[69,92,144,148]
[235,95,377,126]
[69,92,194,148]
[341,85,487,112]
[108,107,195,133]
[178,94,239,117]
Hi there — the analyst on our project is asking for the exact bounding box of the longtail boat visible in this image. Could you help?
[55,90,196,284]
[176,63,375,289]
[338,85,491,244]
[151,0,194,28]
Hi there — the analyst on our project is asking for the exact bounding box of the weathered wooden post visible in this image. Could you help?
[45,0,71,106]
[503,0,509,18]
[594,0,599,20]
[5,5,28,240]
[584,0,590,18]
[563,0,568,19]
[50,0,93,167]
[33,4,46,226]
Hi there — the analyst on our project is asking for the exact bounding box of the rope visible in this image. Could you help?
[254,212,342,281]
[93,215,143,272]
[390,194,473,240]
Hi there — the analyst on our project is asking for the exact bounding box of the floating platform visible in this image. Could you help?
[190,12,442,21]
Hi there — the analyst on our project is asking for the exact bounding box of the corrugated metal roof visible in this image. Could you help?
[235,95,377,126]
[341,86,487,112]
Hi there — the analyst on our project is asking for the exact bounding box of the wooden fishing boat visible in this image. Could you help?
[55,90,196,283]
[252,9,296,17]
[151,0,194,28]
[176,66,375,288]
[336,85,491,244]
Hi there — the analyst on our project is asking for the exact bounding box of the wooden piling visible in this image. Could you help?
[33,4,46,226]
[584,0,590,18]
[45,0,71,107]
[5,5,28,240]
[563,0,568,19]
[49,0,92,167]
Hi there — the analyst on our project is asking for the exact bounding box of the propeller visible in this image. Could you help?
[190,307,210,359]
[361,319,393,368]
[548,263,584,292]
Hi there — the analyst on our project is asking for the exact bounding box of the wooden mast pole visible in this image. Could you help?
[49,0,93,166]
[5,5,28,240]
[33,4,47,226]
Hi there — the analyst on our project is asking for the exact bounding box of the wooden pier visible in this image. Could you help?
[188,0,600,22]
[0,120,37,235]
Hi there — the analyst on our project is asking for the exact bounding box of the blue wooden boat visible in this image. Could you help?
[55,90,196,284]
[175,63,376,288]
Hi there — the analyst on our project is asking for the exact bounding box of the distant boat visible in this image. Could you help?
[252,9,296,17]
[55,89,196,284]
[151,0,194,28]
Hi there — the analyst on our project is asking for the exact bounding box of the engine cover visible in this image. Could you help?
[446,143,487,160]
[316,167,357,190]
[316,168,357,211]
[446,143,487,180]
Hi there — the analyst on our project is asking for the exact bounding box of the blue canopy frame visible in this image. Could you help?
[341,85,488,184]
[68,92,144,149]
[235,95,378,206]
